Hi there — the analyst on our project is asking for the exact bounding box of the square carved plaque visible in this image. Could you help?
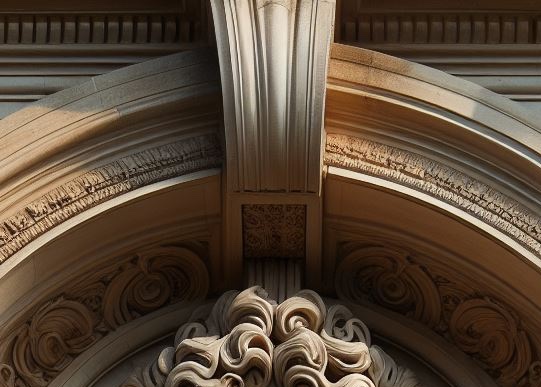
[242,204,306,259]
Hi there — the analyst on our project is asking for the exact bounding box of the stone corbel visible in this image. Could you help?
[211,0,336,193]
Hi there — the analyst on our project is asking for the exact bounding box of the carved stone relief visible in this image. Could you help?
[335,242,541,387]
[242,204,306,259]
[0,246,209,387]
[0,134,222,263]
[123,286,419,387]
[324,134,541,256]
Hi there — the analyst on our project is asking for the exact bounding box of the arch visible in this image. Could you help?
[323,44,541,387]
[0,49,225,387]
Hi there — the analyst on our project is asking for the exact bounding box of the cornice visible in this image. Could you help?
[0,12,206,45]
[337,11,541,45]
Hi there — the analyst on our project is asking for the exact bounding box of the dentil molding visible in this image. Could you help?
[0,245,209,387]
[123,286,419,387]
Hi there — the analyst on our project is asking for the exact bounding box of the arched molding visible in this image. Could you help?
[325,135,541,257]
[324,44,541,292]
[322,174,541,386]
[326,43,541,202]
[0,49,223,266]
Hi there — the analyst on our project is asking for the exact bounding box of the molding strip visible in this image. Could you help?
[338,10,541,45]
[324,134,541,256]
[0,134,222,262]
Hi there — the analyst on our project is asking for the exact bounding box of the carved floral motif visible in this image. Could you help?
[0,246,209,387]
[123,286,419,387]
[242,204,306,259]
[335,243,540,387]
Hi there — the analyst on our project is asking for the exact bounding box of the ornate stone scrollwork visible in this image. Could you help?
[335,243,541,387]
[0,246,209,387]
[123,286,419,387]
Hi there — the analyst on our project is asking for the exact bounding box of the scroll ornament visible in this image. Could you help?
[336,244,541,387]
[0,246,209,387]
[123,286,419,387]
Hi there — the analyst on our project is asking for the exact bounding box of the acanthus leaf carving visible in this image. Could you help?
[450,298,532,386]
[124,286,420,387]
[335,246,441,328]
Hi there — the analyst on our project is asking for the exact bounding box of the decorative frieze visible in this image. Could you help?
[0,5,208,45]
[0,134,222,263]
[242,204,306,259]
[123,286,419,386]
[338,11,541,44]
[0,246,209,387]
[335,243,541,387]
[324,134,541,256]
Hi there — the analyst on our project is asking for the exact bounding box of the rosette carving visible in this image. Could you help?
[0,245,209,387]
[124,286,419,387]
[336,246,441,328]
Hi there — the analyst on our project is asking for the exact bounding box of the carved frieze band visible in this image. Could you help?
[0,134,222,263]
[335,243,541,387]
[123,286,419,386]
[338,10,541,44]
[325,134,541,256]
[0,245,209,387]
